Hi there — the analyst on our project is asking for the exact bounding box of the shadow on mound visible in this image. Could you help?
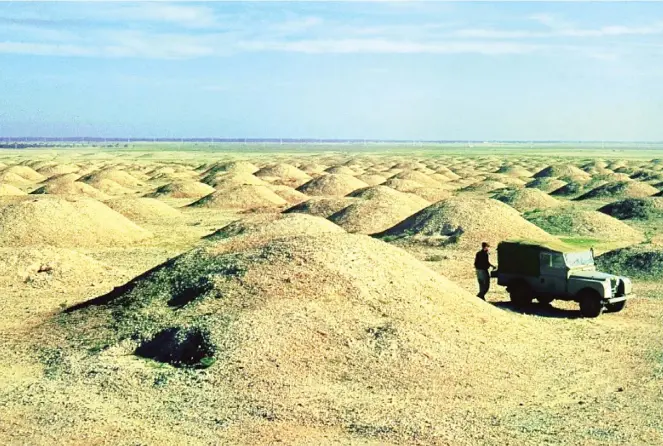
[135,326,216,368]
[493,301,581,319]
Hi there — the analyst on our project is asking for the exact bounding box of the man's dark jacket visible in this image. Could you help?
[474,250,493,270]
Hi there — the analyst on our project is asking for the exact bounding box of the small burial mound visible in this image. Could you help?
[575,181,658,200]
[267,185,309,205]
[492,188,560,212]
[356,173,387,186]
[254,163,311,184]
[146,180,215,199]
[327,186,429,234]
[201,160,259,176]
[549,180,589,197]
[496,165,533,177]
[283,197,358,218]
[205,213,345,242]
[41,173,80,185]
[324,165,358,175]
[189,185,287,210]
[525,208,644,242]
[596,246,663,280]
[389,170,441,188]
[533,164,590,180]
[203,172,268,189]
[0,247,118,289]
[81,168,144,189]
[58,232,530,442]
[460,180,507,193]
[598,197,663,220]
[30,181,110,200]
[37,164,80,177]
[103,198,183,224]
[525,177,568,193]
[375,197,557,247]
[297,174,368,197]
[0,196,152,247]
[83,178,136,196]
[0,183,27,196]
[1,165,46,183]
[0,171,33,187]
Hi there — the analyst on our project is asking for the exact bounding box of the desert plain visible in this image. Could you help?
[0,143,662,445]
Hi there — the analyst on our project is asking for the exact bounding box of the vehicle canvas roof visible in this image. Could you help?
[498,238,588,254]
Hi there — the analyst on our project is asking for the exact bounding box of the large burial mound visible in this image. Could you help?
[284,197,358,218]
[0,196,152,247]
[30,181,110,200]
[525,208,644,242]
[189,185,287,210]
[147,181,215,199]
[327,186,429,234]
[297,174,368,197]
[103,198,183,224]
[266,185,309,205]
[596,245,663,280]
[59,233,539,443]
[0,247,118,289]
[598,197,663,220]
[576,181,658,200]
[492,188,560,212]
[205,213,345,242]
[376,197,557,247]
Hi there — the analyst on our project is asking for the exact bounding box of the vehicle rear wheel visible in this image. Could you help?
[606,300,627,313]
[578,290,604,318]
[509,282,533,307]
[537,296,554,305]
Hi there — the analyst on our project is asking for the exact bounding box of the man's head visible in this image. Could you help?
[481,241,490,252]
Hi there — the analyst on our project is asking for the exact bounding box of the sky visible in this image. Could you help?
[1,1,662,141]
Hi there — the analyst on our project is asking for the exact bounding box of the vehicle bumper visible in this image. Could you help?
[605,295,633,304]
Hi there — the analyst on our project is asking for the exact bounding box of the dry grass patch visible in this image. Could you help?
[576,181,659,200]
[525,208,644,242]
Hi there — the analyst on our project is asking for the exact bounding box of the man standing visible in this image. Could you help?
[474,241,495,300]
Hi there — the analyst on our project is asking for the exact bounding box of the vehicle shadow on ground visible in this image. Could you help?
[492,301,583,319]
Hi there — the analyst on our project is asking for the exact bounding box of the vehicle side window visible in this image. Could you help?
[551,253,565,269]
[541,252,565,269]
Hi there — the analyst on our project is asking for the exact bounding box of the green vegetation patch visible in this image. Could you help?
[596,246,663,280]
[598,198,663,221]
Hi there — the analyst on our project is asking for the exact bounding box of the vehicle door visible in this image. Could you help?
[539,251,568,296]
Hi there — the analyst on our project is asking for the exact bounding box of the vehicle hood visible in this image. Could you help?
[569,270,616,281]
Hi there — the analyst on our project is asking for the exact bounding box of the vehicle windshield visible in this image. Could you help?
[564,250,595,268]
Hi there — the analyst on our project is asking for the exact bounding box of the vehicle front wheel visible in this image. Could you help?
[578,290,604,318]
[606,300,627,313]
[509,282,533,307]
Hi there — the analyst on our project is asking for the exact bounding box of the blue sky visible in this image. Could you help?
[1,1,662,140]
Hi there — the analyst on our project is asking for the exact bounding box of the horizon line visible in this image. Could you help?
[1,137,663,144]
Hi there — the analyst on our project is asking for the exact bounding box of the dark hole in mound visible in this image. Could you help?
[167,278,214,308]
[135,327,216,368]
